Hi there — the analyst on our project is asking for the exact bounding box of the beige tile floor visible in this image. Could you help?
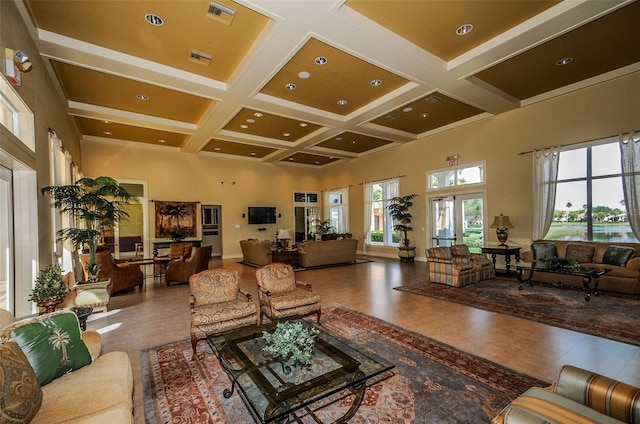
[86,256,640,423]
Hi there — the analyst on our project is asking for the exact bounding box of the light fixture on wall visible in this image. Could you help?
[4,48,33,86]
[490,214,513,246]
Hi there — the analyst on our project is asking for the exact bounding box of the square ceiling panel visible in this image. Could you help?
[75,117,188,148]
[260,38,409,115]
[26,0,271,82]
[280,153,340,167]
[316,131,396,154]
[52,61,213,123]
[223,108,322,142]
[202,139,278,158]
[369,92,484,134]
[345,0,560,61]
[474,1,640,100]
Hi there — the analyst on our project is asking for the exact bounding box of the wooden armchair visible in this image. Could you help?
[165,245,212,285]
[189,269,258,353]
[255,262,321,324]
[426,246,474,287]
[451,244,495,283]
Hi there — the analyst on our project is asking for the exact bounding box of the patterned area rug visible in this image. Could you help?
[237,258,373,272]
[141,305,545,423]
[395,279,640,346]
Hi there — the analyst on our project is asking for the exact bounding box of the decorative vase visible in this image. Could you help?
[73,279,112,313]
[36,298,64,313]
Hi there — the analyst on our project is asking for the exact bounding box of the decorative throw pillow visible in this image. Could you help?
[532,242,558,261]
[565,244,596,263]
[9,312,92,386]
[0,341,42,423]
[602,246,636,267]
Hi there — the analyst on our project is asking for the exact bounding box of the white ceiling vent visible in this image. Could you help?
[207,2,236,25]
[189,50,213,66]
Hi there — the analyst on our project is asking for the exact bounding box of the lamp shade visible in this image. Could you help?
[490,214,513,228]
[277,229,291,239]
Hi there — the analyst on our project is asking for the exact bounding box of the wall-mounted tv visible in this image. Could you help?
[248,206,277,225]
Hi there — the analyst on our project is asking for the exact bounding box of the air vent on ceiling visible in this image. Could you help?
[385,114,399,120]
[189,50,213,66]
[424,95,442,103]
[206,2,236,25]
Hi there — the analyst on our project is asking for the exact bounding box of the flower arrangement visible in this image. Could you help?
[544,257,580,271]
[262,321,320,366]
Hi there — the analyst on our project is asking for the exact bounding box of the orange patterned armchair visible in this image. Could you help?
[189,268,258,353]
[255,262,321,325]
[450,244,495,283]
[426,246,475,287]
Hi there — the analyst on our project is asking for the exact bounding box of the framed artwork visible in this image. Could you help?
[154,201,198,239]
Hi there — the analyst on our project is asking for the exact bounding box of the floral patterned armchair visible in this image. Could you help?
[189,269,258,353]
[255,263,321,325]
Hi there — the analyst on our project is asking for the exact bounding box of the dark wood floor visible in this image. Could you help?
[85,256,640,423]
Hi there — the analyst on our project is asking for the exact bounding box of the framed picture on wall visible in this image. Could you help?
[154,201,198,239]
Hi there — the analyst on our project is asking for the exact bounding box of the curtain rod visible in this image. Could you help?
[517,132,637,155]
[322,184,353,192]
[358,174,406,185]
[151,200,201,203]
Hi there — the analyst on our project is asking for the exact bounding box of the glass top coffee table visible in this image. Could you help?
[511,261,611,301]
[203,318,395,423]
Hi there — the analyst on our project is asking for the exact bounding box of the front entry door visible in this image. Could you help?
[430,193,486,251]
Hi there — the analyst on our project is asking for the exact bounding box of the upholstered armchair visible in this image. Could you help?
[451,244,495,283]
[165,245,212,286]
[93,249,144,294]
[426,246,474,287]
[168,242,193,260]
[255,262,321,324]
[189,269,258,353]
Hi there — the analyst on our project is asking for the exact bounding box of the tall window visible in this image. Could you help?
[324,188,349,233]
[546,140,638,242]
[364,178,398,246]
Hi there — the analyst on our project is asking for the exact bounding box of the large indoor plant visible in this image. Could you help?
[28,264,69,313]
[41,176,139,282]
[387,194,418,261]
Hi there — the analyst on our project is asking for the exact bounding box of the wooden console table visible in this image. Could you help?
[481,245,521,273]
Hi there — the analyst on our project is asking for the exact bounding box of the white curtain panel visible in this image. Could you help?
[619,132,640,240]
[532,147,559,241]
[363,182,373,254]
[339,187,349,233]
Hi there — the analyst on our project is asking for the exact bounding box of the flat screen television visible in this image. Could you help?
[248,206,277,225]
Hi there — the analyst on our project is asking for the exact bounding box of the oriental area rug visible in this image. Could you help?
[141,305,545,424]
[394,279,640,347]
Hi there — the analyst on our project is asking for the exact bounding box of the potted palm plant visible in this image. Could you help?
[41,176,139,284]
[387,194,418,262]
[29,264,69,313]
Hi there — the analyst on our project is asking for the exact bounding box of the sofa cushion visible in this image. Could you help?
[531,242,557,261]
[8,312,92,386]
[0,341,42,423]
[565,243,596,263]
[602,245,636,267]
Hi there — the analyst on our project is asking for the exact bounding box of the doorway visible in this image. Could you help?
[201,205,221,257]
[429,192,487,252]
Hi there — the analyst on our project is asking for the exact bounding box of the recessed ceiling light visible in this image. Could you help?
[103,131,112,135]
[315,57,327,65]
[144,13,164,26]
[403,107,413,113]
[299,122,308,127]
[370,79,382,86]
[283,133,290,137]
[158,139,167,143]
[298,71,310,79]
[253,112,263,118]
[251,152,256,156]
[285,83,296,90]
[240,124,248,129]
[420,113,430,119]
[315,161,320,164]
[102,120,110,124]
[337,99,347,106]
[351,140,357,144]
[246,118,255,123]
[136,94,149,100]
[456,23,473,36]
[335,137,342,141]
[289,157,294,160]
[214,147,221,151]
[556,57,573,66]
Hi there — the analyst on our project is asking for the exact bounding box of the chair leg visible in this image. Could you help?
[191,334,200,354]
[316,308,321,325]
[259,311,264,325]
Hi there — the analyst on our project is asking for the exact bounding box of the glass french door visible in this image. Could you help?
[0,165,13,311]
[430,193,486,252]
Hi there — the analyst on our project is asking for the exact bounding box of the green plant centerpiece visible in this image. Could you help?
[314,219,335,240]
[41,176,139,282]
[544,257,581,271]
[29,264,69,313]
[262,321,320,367]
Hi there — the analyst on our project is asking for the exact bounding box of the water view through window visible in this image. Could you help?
[546,141,638,243]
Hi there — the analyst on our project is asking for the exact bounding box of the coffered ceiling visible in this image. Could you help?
[16,0,640,167]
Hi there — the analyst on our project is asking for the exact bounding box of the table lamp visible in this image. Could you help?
[277,229,291,249]
[490,214,513,246]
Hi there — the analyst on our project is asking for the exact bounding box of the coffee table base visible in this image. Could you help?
[515,267,601,301]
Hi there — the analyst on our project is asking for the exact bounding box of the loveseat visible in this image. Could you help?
[492,364,640,424]
[521,240,640,294]
[240,239,273,266]
[297,238,358,268]
[0,309,134,423]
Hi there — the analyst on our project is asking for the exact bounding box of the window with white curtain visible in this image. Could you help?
[324,188,349,233]
[364,178,398,246]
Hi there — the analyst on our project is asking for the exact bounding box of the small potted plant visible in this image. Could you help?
[29,264,69,313]
[314,219,335,241]
[262,321,320,367]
